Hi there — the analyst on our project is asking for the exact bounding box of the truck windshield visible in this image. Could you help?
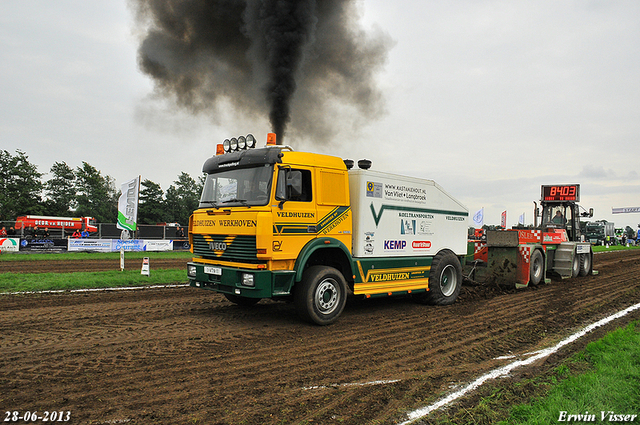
[199,165,273,208]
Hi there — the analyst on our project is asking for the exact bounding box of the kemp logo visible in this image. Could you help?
[412,241,431,249]
[384,240,406,250]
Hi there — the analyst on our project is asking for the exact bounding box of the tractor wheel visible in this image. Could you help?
[223,293,261,306]
[419,251,462,305]
[529,249,544,285]
[579,252,592,277]
[294,266,347,326]
[571,250,581,278]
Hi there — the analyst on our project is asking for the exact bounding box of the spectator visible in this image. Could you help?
[72,230,81,238]
[81,229,89,238]
[7,226,16,236]
[0,226,6,236]
[175,226,185,238]
[32,226,39,239]
[42,227,50,238]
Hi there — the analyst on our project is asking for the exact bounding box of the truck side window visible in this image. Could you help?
[277,168,312,202]
[290,169,312,201]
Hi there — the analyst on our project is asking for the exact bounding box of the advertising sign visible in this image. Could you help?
[0,238,20,252]
[68,239,112,252]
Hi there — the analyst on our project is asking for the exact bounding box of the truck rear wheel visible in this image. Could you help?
[294,266,347,325]
[421,251,462,305]
[529,249,544,285]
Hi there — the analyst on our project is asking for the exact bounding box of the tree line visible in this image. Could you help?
[0,149,203,226]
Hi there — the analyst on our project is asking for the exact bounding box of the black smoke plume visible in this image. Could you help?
[132,0,392,144]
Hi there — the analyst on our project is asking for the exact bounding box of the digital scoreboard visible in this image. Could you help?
[541,184,580,202]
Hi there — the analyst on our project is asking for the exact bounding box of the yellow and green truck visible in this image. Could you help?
[187,134,469,324]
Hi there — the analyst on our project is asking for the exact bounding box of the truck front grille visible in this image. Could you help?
[192,234,258,263]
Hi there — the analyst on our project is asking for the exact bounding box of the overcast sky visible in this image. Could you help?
[2,1,639,229]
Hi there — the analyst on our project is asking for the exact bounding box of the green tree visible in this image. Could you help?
[138,179,166,224]
[43,161,77,216]
[164,172,202,225]
[75,162,118,223]
[0,149,43,220]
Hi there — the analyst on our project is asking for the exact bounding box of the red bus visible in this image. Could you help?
[15,215,98,233]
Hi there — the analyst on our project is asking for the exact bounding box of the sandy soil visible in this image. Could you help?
[1,250,639,424]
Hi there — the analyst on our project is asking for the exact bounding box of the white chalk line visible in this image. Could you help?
[398,301,640,425]
[303,379,402,391]
[4,283,189,295]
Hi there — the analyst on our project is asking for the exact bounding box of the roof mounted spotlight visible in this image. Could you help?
[230,137,238,151]
[343,159,354,170]
[222,139,231,153]
[246,134,256,148]
[358,159,372,170]
[237,136,247,150]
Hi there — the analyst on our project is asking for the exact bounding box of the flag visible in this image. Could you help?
[501,211,507,228]
[116,176,140,231]
[519,213,525,225]
[473,208,484,227]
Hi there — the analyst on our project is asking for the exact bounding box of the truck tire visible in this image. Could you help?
[579,252,592,277]
[423,251,462,305]
[223,293,261,306]
[529,249,544,285]
[294,266,347,325]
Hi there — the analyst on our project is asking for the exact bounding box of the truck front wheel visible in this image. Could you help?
[295,266,347,325]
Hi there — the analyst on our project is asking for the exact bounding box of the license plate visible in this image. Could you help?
[204,266,222,275]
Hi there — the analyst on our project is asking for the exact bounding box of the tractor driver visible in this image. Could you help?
[552,210,566,225]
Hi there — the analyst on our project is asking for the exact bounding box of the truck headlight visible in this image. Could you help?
[187,265,197,277]
[237,136,247,150]
[242,273,254,287]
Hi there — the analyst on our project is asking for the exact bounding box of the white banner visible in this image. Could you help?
[68,238,112,252]
[68,239,174,252]
[116,176,140,231]
[519,213,525,225]
[0,237,20,252]
[612,207,640,214]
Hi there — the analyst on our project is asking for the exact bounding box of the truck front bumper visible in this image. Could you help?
[187,262,296,299]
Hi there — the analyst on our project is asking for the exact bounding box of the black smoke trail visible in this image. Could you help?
[132,0,392,144]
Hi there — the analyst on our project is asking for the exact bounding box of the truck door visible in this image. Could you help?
[272,166,317,261]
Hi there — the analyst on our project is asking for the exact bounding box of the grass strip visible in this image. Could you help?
[425,320,640,424]
[592,244,640,253]
[0,269,188,293]
[501,320,640,424]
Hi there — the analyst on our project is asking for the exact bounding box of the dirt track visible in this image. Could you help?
[1,250,640,424]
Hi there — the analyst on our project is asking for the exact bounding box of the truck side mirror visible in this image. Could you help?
[589,208,594,218]
[275,169,287,201]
